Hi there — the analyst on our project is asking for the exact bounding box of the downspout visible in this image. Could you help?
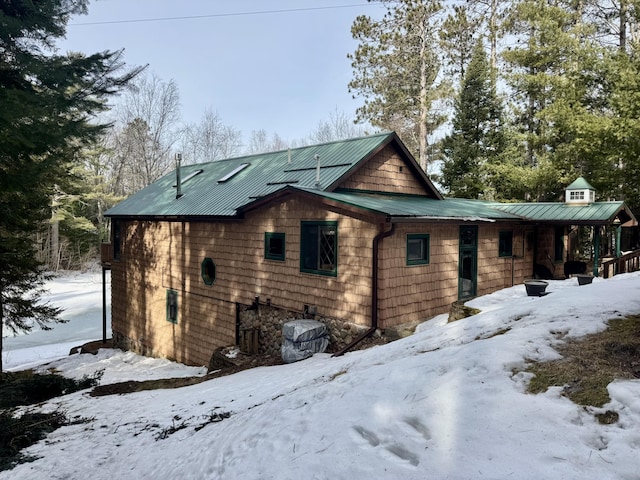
[333,222,396,357]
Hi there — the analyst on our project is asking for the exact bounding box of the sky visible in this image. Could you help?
[3,270,640,478]
[56,0,385,144]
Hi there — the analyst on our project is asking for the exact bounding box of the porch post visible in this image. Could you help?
[615,222,622,275]
[102,266,107,343]
[593,226,600,277]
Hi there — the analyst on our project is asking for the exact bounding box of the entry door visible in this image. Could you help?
[459,226,478,299]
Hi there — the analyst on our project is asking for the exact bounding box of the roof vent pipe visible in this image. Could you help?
[314,154,321,189]
[288,149,291,164]
[175,153,183,199]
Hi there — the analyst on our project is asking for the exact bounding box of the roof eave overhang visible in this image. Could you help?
[388,216,514,223]
[104,213,244,222]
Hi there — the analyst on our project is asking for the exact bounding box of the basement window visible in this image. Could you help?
[166,289,178,324]
[201,258,216,285]
[265,232,285,261]
[499,231,513,257]
[406,234,430,266]
[300,221,337,276]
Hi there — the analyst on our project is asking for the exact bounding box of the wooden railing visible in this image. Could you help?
[601,249,640,278]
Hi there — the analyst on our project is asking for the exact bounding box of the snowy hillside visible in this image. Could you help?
[2,271,640,479]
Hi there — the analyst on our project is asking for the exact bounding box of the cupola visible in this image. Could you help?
[565,177,595,205]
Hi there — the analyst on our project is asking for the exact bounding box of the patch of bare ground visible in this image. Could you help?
[88,334,390,397]
[90,353,284,397]
[525,315,640,424]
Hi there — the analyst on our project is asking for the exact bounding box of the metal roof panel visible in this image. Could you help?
[105,132,395,218]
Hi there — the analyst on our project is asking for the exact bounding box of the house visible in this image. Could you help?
[103,132,638,366]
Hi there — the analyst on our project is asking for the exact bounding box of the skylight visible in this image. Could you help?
[218,163,250,183]
[173,169,203,187]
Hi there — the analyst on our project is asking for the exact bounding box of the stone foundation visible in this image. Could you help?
[238,302,368,356]
[113,304,371,363]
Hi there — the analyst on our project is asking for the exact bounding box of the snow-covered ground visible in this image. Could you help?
[3,271,640,479]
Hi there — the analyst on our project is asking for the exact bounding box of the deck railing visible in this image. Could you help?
[601,249,640,278]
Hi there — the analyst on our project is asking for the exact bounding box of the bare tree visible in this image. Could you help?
[307,108,368,144]
[106,72,181,194]
[180,108,242,163]
[245,129,289,154]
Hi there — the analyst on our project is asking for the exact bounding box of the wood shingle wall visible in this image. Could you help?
[378,223,534,328]
[339,145,429,195]
[112,196,379,366]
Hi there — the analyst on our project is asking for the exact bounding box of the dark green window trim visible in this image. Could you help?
[201,257,216,285]
[264,232,286,261]
[166,289,178,324]
[300,221,338,276]
[406,234,430,265]
[499,231,513,257]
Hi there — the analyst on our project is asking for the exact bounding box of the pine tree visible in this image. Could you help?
[440,40,504,198]
[348,0,450,171]
[0,0,142,371]
[501,0,600,200]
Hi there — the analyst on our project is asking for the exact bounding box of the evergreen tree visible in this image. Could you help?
[440,40,504,198]
[348,0,450,170]
[502,0,600,200]
[0,0,142,371]
[439,5,479,80]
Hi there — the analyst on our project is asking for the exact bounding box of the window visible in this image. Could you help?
[166,289,178,324]
[570,191,585,201]
[406,234,430,265]
[201,257,216,285]
[499,231,513,257]
[300,221,337,276]
[113,220,121,260]
[264,232,285,261]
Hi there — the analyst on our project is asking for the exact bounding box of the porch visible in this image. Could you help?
[601,249,640,279]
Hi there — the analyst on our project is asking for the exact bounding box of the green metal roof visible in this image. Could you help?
[106,132,635,227]
[241,186,636,225]
[105,132,406,218]
[492,201,629,224]
[566,176,595,191]
[269,188,522,221]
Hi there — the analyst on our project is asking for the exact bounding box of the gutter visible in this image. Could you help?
[333,222,396,356]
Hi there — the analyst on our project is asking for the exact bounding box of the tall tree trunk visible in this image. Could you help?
[620,0,628,51]
[419,23,430,171]
[51,211,59,271]
[419,71,429,169]
[490,0,498,73]
[1,294,4,373]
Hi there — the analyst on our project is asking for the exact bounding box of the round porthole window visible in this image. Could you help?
[201,257,216,285]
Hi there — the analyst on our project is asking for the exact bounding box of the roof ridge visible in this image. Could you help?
[181,131,393,167]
